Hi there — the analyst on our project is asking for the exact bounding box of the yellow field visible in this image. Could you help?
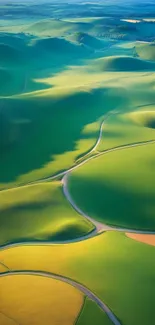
[0,275,83,325]
[1,231,155,325]
[0,313,15,325]
[0,264,7,273]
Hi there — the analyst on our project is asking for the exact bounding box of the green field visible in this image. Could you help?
[1,231,155,325]
[136,42,155,61]
[0,88,110,189]
[98,109,155,151]
[0,1,155,324]
[1,68,155,189]
[0,182,94,246]
[68,143,155,230]
[77,298,113,325]
[0,274,83,325]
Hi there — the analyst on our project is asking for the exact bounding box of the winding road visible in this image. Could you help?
[75,111,115,162]
[1,110,155,325]
[0,270,121,325]
[1,126,155,251]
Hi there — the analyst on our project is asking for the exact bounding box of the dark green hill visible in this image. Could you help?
[92,55,155,72]
[70,32,107,50]
[0,43,22,66]
[31,37,85,55]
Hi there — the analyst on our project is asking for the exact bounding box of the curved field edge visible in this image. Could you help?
[0,271,121,325]
[0,274,84,325]
[0,232,155,325]
[126,233,155,247]
[76,298,113,325]
[1,65,155,189]
[0,88,112,189]
[98,109,155,152]
[68,142,155,231]
[0,181,94,246]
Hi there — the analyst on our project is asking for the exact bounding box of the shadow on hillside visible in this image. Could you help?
[0,87,128,185]
[69,173,155,231]
[0,32,94,96]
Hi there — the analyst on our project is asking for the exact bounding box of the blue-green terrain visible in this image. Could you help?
[0,1,155,325]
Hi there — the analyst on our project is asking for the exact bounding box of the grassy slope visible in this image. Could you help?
[128,110,155,128]
[1,24,155,188]
[0,182,94,246]
[1,7,155,325]
[1,232,155,325]
[77,298,113,325]
[0,85,118,189]
[1,14,155,41]
[1,19,98,38]
[91,55,155,72]
[24,19,91,37]
[1,65,155,189]
[136,42,155,61]
[68,143,155,230]
[98,109,155,151]
[0,35,90,96]
[0,275,83,325]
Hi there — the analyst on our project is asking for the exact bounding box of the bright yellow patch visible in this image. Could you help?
[0,263,8,273]
[0,275,83,325]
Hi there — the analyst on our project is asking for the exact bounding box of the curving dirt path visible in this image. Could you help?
[1,137,155,250]
[62,164,155,236]
[41,139,155,184]
[75,111,115,163]
[0,111,155,325]
[0,270,121,325]
[62,173,112,234]
[31,112,114,185]
[1,138,155,253]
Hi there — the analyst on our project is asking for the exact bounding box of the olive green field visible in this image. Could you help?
[0,0,155,324]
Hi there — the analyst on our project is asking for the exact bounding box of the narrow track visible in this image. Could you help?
[0,111,155,325]
[0,140,155,250]
[1,139,155,253]
[0,270,122,325]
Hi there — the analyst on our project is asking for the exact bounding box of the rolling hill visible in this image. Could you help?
[91,55,155,72]
[136,42,155,61]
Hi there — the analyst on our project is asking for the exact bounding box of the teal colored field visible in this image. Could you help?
[136,42,155,61]
[1,10,155,190]
[0,1,155,324]
[0,182,94,246]
[90,55,155,72]
[68,143,155,230]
